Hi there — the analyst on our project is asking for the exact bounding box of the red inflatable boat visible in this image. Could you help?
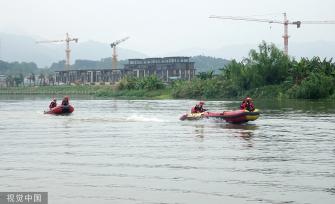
[44,105,74,115]
[180,109,260,123]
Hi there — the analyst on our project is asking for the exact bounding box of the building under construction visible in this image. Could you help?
[55,69,123,85]
[124,57,195,81]
[55,56,195,84]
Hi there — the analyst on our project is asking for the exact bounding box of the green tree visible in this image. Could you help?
[48,74,55,85]
[197,71,214,80]
[248,41,291,86]
[13,75,23,86]
[31,73,36,86]
[38,73,46,86]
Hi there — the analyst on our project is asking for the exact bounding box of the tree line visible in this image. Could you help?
[0,60,56,87]
[172,41,335,99]
[3,73,56,87]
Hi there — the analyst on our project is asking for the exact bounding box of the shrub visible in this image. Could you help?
[117,76,165,91]
[288,73,334,99]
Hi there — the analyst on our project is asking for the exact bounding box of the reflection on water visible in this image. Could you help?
[194,125,205,139]
[0,98,335,204]
[218,123,257,147]
[219,123,258,131]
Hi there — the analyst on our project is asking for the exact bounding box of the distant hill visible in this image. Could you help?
[50,58,128,71]
[191,55,230,73]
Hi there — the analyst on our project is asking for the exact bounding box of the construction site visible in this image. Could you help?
[35,34,196,85]
[54,57,195,84]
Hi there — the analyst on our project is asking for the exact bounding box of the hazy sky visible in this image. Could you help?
[1,0,335,56]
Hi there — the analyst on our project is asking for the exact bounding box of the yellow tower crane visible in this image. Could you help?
[36,33,78,70]
[110,37,129,70]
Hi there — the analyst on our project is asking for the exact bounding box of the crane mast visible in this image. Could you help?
[110,37,129,70]
[209,13,335,55]
[283,13,289,55]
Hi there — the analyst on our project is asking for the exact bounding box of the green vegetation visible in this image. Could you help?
[118,76,165,91]
[0,60,54,87]
[171,77,223,99]
[93,75,169,99]
[95,88,171,99]
[0,85,104,95]
[172,41,335,100]
[0,85,172,99]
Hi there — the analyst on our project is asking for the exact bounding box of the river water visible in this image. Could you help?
[0,96,334,204]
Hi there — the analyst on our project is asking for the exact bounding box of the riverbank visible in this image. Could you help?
[0,85,102,95]
[0,85,173,100]
[1,84,334,101]
[225,83,335,100]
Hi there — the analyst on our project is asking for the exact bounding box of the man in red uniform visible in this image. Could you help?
[240,97,255,112]
[191,101,207,113]
[49,98,57,109]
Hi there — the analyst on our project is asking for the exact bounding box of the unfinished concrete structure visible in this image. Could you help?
[124,57,195,82]
[55,69,122,84]
[55,57,195,84]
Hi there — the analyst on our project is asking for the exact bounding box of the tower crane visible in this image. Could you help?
[110,37,129,70]
[36,33,78,70]
[209,13,335,55]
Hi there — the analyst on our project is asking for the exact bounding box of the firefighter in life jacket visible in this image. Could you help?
[191,101,207,113]
[240,97,255,112]
[49,98,57,109]
[61,96,70,106]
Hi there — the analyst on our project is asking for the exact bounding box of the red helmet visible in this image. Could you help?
[245,97,252,101]
[198,101,205,105]
[64,96,69,101]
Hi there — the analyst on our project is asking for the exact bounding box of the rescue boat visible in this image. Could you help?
[44,105,74,115]
[179,109,260,123]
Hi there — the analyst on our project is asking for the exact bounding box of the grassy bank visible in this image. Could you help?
[94,87,172,99]
[0,85,106,95]
[0,85,173,99]
[1,84,335,101]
